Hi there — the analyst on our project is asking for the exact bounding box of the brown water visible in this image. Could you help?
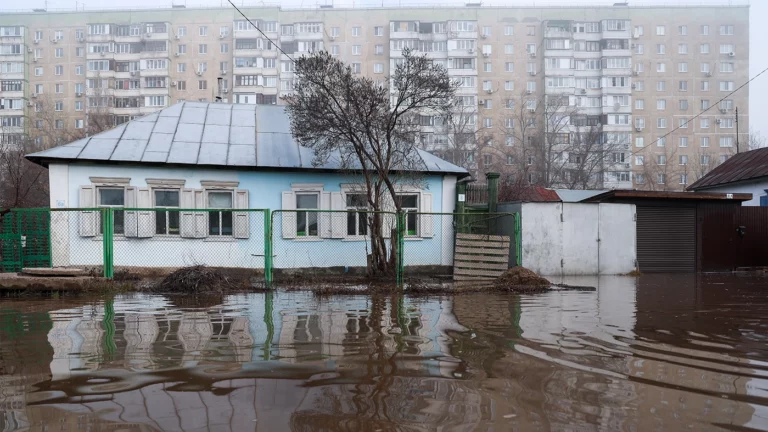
[1,274,768,431]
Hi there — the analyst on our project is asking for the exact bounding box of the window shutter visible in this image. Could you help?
[136,187,154,238]
[193,190,207,238]
[330,192,345,239]
[124,186,138,237]
[420,192,434,238]
[78,185,97,237]
[233,189,249,239]
[281,191,297,239]
[320,191,331,238]
[179,188,197,238]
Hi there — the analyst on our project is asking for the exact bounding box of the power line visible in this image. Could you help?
[631,65,768,156]
[226,0,295,62]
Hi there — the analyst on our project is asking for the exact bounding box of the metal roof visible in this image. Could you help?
[26,101,468,176]
[581,189,753,203]
[687,147,768,190]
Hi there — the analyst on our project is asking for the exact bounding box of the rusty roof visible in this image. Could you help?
[687,147,768,190]
[582,189,753,203]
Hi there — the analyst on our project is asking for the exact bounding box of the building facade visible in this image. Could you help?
[0,3,749,190]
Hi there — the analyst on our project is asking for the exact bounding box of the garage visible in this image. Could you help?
[582,190,752,273]
[636,206,695,272]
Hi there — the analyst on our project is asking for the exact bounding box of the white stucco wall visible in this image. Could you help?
[697,179,768,206]
[520,203,637,276]
[47,163,457,270]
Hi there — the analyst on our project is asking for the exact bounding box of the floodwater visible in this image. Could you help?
[1,275,768,431]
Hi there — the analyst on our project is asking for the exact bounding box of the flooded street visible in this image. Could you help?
[1,275,768,431]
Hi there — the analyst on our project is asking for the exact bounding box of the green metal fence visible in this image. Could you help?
[0,207,521,286]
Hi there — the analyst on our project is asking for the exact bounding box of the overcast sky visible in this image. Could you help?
[4,0,762,137]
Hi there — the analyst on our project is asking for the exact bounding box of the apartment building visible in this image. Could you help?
[0,3,749,190]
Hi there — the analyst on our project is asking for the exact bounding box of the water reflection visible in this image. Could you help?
[1,275,767,431]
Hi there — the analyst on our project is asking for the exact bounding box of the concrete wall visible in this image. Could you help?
[49,163,456,269]
[697,180,768,206]
[516,202,636,276]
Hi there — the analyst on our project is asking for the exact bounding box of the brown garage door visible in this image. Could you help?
[637,206,696,273]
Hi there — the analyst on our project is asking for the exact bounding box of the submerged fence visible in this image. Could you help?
[0,208,520,286]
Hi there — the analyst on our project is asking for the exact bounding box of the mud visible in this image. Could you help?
[0,273,767,431]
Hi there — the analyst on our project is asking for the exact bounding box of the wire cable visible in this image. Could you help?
[226,0,295,63]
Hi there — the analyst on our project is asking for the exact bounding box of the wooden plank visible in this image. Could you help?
[454,267,506,277]
[454,275,495,281]
[455,254,509,263]
[455,247,509,256]
[457,233,510,242]
[456,239,510,248]
[454,262,508,271]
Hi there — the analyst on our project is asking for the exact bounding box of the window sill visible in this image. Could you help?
[292,237,324,242]
[204,236,236,242]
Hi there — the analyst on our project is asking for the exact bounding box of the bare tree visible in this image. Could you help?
[748,129,767,151]
[433,102,483,176]
[0,133,49,208]
[284,49,455,276]
[636,145,681,191]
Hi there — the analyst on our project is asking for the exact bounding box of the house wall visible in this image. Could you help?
[516,202,637,276]
[48,163,456,270]
[697,180,768,206]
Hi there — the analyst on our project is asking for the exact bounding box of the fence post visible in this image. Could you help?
[102,208,114,279]
[396,211,405,288]
[264,209,273,286]
[486,172,500,234]
[456,182,467,234]
[514,212,522,267]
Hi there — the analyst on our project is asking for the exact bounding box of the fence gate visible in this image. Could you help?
[0,210,51,273]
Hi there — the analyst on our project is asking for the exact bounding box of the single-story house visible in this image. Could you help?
[26,101,468,271]
[687,147,768,206]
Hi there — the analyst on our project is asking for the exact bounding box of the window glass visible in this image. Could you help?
[396,194,419,235]
[296,194,318,236]
[208,191,233,235]
[155,190,180,235]
[98,188,124,234]
[346,193,368,236]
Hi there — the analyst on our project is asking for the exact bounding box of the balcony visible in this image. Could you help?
[544,49,573,58]
[139,68,169,77]
[113,106,142,116]
[115,70,138,79]
[391,30,419,40]
[140,87,169,96]
[601,67,631,77]
[114,88,141,97]
[447,48,477,58]
[114,52,141,62]
[139,51,169,59]
[545,29,572,39]
[0,53,24,63]
[447,67,477,77]
[293,31,323,41]
[0,89,24,98]
[545,67,575,77]
[86,88,114,97]
[601,105,632,115]
[86,51,114,60]
[573,50,601,60]
[601,29,631,40]
[115,35,141,44]
[142,30,170,41]
[86,33,114,43]
[602,48,631,57]
[86,70,115,78]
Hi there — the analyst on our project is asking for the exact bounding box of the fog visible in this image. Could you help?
[1,0,763,138]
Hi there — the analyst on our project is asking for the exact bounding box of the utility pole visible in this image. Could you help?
[736,107,740,154]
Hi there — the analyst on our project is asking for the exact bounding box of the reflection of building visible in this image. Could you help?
[26,293,483,431]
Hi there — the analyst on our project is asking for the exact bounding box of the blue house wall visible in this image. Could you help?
[50,163,457,270]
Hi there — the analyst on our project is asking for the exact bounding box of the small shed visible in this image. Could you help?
[583,190,755,273]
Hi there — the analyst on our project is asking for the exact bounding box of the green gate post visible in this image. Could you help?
[486,172,500,234]
[514,212,522,267]
[456,182,467,234]
[264,209,273,286]
[102,208,114,279]
[397,211,404,287]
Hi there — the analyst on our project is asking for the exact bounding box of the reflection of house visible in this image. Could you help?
[30,294,485,431]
